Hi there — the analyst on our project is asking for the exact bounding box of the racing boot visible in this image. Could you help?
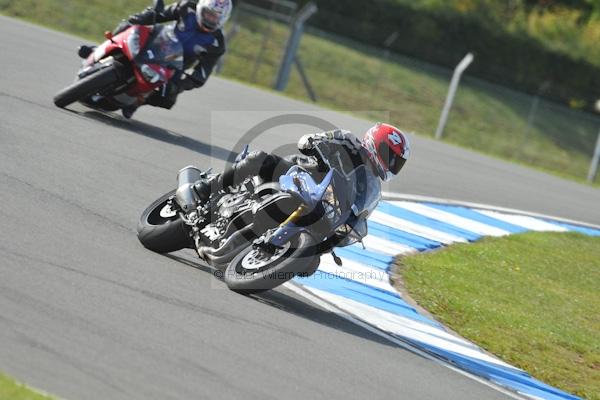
[77,45,96,59]
[193,176,220,203]
[121,104,139,119]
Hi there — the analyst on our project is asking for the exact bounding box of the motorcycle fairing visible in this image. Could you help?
[78,24,182,101]
[279,167,333,209]
[270,168,334,247]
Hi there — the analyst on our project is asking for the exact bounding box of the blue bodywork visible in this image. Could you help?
[279,167,333,209]
[270,167,335,247]
[231,145,377,250]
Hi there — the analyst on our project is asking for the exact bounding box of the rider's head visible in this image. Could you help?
[362,123,410,182]
[196,0,232,32]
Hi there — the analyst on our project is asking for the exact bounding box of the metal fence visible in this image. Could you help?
[218,0,294,87]
[218,0,600,184]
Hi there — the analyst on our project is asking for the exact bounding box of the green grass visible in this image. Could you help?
[1,2,600,186]
[396,232,600,400]
[0,0,147,39]
[0,373,55,400]
[222,15,600,186]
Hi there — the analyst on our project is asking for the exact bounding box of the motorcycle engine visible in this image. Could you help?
[200,192,253,246]
[217,193,251,219]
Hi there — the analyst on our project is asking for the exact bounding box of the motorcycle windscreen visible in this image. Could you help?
[135,24,184,69]
[346,165,381,217]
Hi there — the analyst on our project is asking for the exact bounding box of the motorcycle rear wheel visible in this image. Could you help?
[224,232,320,294]
[54,65,120,108]
[137,190,193,254]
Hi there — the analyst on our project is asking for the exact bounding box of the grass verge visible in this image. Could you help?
[395,232,600,400]
[0,373,55,400]
[222,14,600,187]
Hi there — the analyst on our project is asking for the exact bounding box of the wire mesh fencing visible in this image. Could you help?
[218,1,600,184]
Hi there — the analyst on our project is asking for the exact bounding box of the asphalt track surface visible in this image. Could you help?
[1,16,598,400]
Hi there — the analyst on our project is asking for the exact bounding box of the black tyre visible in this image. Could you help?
[54,65,120,108]
[137,190,193,253]
[224,232,320,294]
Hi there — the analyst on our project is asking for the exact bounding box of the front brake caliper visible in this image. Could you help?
[252,230,281,256]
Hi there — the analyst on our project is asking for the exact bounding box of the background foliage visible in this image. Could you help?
[304,0,600,112]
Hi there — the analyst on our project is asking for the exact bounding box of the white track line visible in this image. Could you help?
[302,287,514,368]
[382,192,600,230]
[284,194,593,400]
[316,257,395,292]
[370,210,467,245]
[475,210,568,232]
[389,200,510,237]
[283,282,529,400]
[358,234,417,256]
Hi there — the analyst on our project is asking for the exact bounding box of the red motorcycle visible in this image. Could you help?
[54,1,183,111]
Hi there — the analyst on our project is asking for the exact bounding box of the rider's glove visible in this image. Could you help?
[298,134,332,171]
[298,134,316,155]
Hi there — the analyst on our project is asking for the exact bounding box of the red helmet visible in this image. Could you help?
[362,123,410,181]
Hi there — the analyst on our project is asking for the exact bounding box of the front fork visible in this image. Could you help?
[256,204,308,253]
[263,203,344,266]
[280,205,306,226]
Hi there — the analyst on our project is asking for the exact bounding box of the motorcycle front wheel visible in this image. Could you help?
[54,65,120,108]
[224,232,320,294]
[137,190,193,253]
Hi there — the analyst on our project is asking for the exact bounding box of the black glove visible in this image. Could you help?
[298,134,316,155]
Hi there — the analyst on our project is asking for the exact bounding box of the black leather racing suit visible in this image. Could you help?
[203,130,373,198]
[114,0,225,109]
[194,130,382,250]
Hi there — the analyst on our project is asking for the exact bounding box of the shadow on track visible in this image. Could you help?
[251,290,396,347]
[77,110,232,161]
[165,253,396,349]
[164,253,214,275]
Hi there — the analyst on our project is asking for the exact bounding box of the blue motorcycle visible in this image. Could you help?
[137,144,380,293]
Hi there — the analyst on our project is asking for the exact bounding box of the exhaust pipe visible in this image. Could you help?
[175,166,203,212]
[197,224,256,266]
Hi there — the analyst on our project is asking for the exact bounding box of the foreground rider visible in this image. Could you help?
[195,123,410,219]
[79,0,231,119]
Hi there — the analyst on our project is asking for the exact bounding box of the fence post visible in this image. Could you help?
[520,81,551,158]
[434,52,474,140]
[588,129,600,183]
[215,24,240,74]
[274,2,317,92]
[294,57,317,102]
